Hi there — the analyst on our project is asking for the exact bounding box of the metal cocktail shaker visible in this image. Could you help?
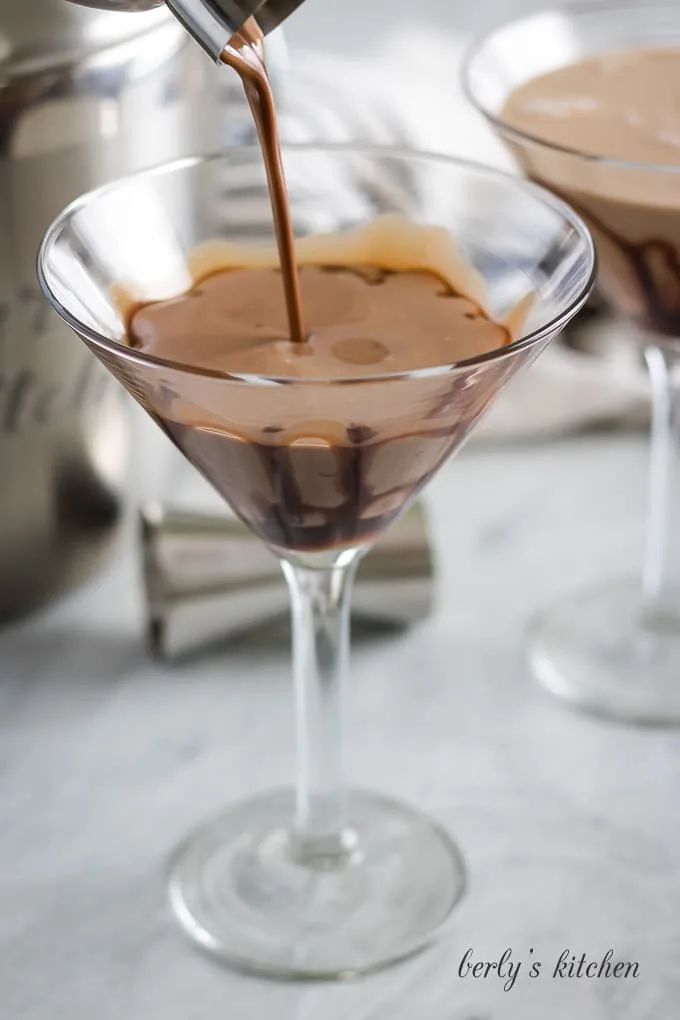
[0,1,203,619]
[67,0,307,59]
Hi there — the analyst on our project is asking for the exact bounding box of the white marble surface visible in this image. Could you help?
[2,416,679,1019]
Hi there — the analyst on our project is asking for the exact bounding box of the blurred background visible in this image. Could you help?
[286,0,537,52]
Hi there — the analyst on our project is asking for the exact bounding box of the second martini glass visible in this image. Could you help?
[464,1,680,725]
[38,144,594,977]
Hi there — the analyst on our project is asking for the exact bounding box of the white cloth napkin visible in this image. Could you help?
[271,26,651,441]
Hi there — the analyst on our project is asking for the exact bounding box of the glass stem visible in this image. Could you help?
[281,551,361,864]
[642,344,680,613]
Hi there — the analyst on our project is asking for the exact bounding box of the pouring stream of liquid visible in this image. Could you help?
[221,20,307,343]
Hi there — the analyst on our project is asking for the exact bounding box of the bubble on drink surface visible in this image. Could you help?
[331,338,390,366]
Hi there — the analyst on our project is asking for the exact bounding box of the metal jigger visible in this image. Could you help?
[140,502,435,660]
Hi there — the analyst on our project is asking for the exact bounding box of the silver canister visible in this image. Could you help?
[68,0,306,62]
[0,1,287,620]
[140,502,435,660]
[0,1,184,618]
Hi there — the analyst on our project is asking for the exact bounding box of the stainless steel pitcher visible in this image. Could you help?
[0,1,202,619]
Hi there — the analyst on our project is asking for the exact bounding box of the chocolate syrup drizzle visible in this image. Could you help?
[162,419,466,552]
[535,178,680,337]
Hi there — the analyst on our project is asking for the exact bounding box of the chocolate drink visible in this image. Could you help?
[221,20,305,343]
[123,24,518,554]
[501,47,680,336]
[127,218,513,552]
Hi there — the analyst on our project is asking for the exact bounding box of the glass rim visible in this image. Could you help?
[461,0,680,178]
[38,142,596,388]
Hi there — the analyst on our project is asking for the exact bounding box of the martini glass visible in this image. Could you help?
[38,144,594,978]
[464,1,680,725]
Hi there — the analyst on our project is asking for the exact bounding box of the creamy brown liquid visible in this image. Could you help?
[127,219,512,552]
[221,20,305,342]
[503,48,680,166]
[502,47,680,336]
[126,213,513,378]
[130,263,507,378]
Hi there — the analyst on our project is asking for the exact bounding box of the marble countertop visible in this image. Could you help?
[1,419,678,1020]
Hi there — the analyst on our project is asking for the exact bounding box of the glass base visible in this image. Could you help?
[168,787,466,979]
[527,579,680,725]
